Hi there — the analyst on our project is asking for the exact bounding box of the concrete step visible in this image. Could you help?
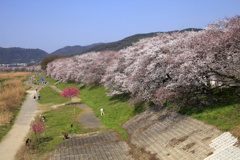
[57,130,117,149]
[50,141,133,160]
[49,130,133,160]
[125,109,224,160]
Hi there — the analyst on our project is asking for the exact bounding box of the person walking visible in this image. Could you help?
[100,108,104,116]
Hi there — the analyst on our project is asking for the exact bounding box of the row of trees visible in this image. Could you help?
[45,15,240,107]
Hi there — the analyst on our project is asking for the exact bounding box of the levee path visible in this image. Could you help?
[49,85,103,129]
[0,88,39,160]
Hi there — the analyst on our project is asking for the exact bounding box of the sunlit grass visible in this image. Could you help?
[79,85,135,139]
[16,105,83,159]
[35,105,82,154]
[38,86,69,105]
[179,87,240,136]
[192,104,240,131]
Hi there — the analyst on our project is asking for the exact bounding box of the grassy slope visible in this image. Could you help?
[32,105,82,155]
[17,73,240,159]
[79,85,136,139]
[18,80,84,158]
[179,87,240,137]
[38,74,240,137]
[38,86,69,105]
[192,104,240,131]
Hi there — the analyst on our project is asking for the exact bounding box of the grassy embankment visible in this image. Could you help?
[51,76,240,139]
[17,78,144,159]
[0,72,31,141]
[18,73,240,159]
[36,74,240,138]
[179,87,240,138]
[34,74,141,139]
[55,82,142,138]
[17,79,83,159]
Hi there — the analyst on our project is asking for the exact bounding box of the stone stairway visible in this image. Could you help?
[205,132,240,160]
[49,107,240,160]
[49,130,133,160]
[122,108,223,160]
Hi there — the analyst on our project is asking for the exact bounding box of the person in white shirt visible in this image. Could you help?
[100,108,104,116]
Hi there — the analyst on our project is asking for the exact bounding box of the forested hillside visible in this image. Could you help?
[45,15,240,108]
[51,43,103,55]
[81,28,202,53]
[0,47,48,64]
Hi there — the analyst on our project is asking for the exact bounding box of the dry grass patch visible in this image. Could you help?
[0,72,30,140]
[0,72,30,80]
[0,111,13,124]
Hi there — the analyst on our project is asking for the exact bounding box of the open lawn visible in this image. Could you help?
[32,105,82,154]
[79,85,138,139]
[38,86,69,105]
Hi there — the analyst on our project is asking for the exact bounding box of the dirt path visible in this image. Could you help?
[0,89,39,160]
[78,104,104,129]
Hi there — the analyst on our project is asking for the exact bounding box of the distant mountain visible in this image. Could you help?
[81,28,202,54]
[81,33,158,53]
[0,47,48,64]
[0,28,202,64]
[51,43,103,55]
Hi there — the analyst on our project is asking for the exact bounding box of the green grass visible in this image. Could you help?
[30,105,83,155]
[191,104,240,131]
[38,86,69,104]
[179,87,240,132]
[55,81,81,90]
[36,76,139,138]
[79,85,136,139]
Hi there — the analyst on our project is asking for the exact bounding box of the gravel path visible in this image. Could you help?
[0,89,38,160]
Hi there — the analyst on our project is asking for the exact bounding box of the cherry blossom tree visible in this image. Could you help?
[30,119,44,141]
[61,86,79,104]
[46,15,240,108]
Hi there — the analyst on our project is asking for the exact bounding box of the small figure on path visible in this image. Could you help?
[33,96,36,99]
[62,132,69,140]
[38,95,41,100]
[25,138,31,149]
[100,108,104,116]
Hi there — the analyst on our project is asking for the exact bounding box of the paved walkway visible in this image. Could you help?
[0,89,38,160]
[78,104,104,129]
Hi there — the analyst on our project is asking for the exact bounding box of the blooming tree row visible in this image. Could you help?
[46,15,240,106]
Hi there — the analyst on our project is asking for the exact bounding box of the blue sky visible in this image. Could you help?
[0,0,239,53]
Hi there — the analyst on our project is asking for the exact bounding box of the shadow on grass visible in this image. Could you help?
[133,101,146,114]
[178,87,240,115]
[87,83,102,90]
[109,93,131,102]
[66,102,82,105]
[38,136,53,143]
